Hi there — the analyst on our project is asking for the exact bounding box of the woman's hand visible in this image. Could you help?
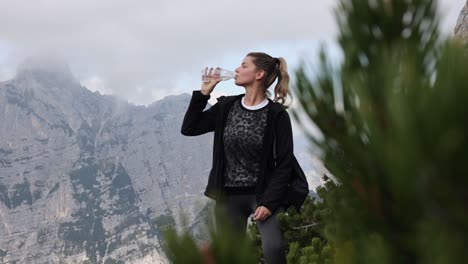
[201,67,221,96]
[253,206,272,222]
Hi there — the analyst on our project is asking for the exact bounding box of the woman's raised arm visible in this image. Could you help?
[180,90,220,136]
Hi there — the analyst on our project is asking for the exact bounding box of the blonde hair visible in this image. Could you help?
[247,52,292,107]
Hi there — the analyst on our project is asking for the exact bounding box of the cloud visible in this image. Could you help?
[439,0,466,34]
[0,0,335,105]
[0,0,464,105]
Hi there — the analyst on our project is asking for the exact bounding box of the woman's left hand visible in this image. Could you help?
[253,206,272,222]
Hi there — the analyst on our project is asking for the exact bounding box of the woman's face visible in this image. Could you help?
[234,56,262,87]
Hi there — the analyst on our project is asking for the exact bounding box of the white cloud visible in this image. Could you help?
[0,0,335,105]
[439,0,466,35]
[0,0,464,106]
[81,75,112,95]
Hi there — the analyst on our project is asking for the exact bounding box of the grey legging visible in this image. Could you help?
[215,193,287,264]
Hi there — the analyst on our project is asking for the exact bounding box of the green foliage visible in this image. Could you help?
[290,0,468,263]
[248,181,337,264]
[163,228,205,264]
[297,237,334,264]
[162,205,257,264]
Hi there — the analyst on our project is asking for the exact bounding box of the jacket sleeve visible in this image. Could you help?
[258,110,294,213]
[181,90,220,136]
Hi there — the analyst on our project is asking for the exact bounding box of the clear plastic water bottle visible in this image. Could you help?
[201,67,236,82]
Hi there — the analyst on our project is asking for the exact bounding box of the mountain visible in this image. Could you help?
[0,56,218,263]
[455,1,468,43]
[0,56,323,263]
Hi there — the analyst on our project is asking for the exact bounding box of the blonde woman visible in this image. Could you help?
[181,52,293,264]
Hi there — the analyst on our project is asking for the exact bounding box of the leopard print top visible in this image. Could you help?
[223,97,270,193]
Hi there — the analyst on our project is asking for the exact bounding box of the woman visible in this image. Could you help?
[181,52,294,264]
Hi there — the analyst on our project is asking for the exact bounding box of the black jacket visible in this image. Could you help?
[181,90,294,213]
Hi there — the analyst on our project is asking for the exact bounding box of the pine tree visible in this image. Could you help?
[248,177,336,264]
[162,203,257,264]
[289,0,468,263]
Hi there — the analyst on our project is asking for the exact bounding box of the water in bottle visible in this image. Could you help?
[201,68,235,82]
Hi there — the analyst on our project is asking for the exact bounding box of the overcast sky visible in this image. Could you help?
[0,0,465,107]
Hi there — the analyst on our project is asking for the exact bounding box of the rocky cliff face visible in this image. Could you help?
[455,1,468,43]
[0,56,217,263]
[0,56,322,263]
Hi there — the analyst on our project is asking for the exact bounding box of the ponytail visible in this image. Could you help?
[273,57,291,107]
